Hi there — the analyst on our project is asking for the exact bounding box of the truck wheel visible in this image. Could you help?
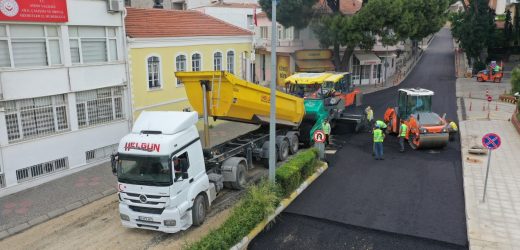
[289,134,299,155]
[477,77,483,82]
[231,162,247,190]
[192,195,206,226]
[494,77,501,83]
[278,139,290,161]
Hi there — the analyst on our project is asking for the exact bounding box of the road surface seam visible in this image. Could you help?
[0,187,117,241]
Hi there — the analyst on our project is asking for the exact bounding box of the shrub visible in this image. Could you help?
[187,181,280,250]
[275,148,319,196]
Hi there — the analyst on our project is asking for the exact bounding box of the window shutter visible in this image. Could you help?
[70,39,80,63]
[81,39,107,63]
[48,40,62,65]
[0,40,10,67]
[12,39,47,67]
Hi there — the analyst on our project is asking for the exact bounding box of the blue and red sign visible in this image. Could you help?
[482,133,501,150]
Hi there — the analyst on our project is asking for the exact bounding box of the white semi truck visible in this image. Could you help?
[112,111,301,233]
[111,71,307,233]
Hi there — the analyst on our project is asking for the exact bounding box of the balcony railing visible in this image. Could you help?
[255,39,304,49]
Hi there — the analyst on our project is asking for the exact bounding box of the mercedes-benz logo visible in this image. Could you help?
[139,194,147,203]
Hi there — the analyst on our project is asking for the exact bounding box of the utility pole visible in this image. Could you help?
[269,0,277,182]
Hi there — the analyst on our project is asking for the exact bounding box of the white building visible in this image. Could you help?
[194,2,261,31]
[0,0,131,196]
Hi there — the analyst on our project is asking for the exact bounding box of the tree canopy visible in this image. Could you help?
[451,0,495,63]
[259,0,450,71]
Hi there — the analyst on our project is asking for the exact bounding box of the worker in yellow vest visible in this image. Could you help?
[373,124,385,160]
[322,118,331,145]
[447,119,458,141]
[365,106,374,131]
[398,120,408,152]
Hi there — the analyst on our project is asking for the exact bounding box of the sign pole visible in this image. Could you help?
[482,149,492,202]
[268,0,277,182]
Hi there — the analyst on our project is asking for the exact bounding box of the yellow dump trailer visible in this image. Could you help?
[175,71,305,127]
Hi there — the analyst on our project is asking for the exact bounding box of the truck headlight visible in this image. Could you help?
[120,213,130,221]
[164,219,176,226]
[420,128,428,133]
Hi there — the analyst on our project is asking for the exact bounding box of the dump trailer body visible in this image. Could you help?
[176,71,304,128]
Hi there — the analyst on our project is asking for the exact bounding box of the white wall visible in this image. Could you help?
[197,7,260,30]
[68,0,123,26]
[0,0,131,194]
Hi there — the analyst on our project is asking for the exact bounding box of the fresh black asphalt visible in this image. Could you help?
[250,28,468,249]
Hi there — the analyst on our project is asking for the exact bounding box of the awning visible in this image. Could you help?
[296,59,335,72]
[354,53,381,65]
[375,51,397,58]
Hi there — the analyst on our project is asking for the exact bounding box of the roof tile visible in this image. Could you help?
[125,8,253,38]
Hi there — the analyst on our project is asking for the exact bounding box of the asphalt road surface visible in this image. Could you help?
[250,28,468,249]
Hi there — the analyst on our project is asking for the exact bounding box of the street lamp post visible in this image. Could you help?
[268,0,277,182]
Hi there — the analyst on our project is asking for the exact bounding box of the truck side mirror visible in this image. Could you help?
[110,153,118,176]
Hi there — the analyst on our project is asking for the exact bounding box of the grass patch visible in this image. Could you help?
[186,148,322,250]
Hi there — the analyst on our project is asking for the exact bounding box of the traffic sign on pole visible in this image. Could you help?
[487,95,492,102]
[481,133,501,202]
[313,130,326,143]
[482,133,501,150]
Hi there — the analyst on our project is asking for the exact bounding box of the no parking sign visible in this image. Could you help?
[481,133,501,202]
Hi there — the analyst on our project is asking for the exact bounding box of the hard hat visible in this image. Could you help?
[375,124,380,128]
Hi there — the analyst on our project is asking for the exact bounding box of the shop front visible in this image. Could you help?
[352,52,382,85]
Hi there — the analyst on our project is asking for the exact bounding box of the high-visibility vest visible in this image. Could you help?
[376,120,387,129]
[373,129,384,142]
[366,109,373,121]
[322,122,331,135]
[400,123,408,137]
[449,121,458,131]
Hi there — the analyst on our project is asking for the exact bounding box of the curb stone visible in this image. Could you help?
[0,189,117,241]
[230,162,329,250]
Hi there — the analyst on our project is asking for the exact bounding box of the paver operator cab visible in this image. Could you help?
[284,72,365,145]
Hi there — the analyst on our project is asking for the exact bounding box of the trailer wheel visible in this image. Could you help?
[231,162,247,190]
[192,195,206,226]
[288,134,299,155]
[278,139,290,161]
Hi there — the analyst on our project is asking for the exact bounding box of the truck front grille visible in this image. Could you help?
[129,205,165,215]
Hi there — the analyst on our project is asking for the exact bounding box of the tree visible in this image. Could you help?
[258,0,318,29]
[451,0,495,64]
[505,9,512,46]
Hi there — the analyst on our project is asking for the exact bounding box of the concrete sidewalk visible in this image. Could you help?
[0,121,256,240]
[456,77,520,250]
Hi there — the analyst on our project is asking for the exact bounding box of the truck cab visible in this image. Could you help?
[113,111,216,233]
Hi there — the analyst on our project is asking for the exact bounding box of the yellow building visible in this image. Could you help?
[125,8,253,119]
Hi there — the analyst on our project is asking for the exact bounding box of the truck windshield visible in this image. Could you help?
[117,154,172,186]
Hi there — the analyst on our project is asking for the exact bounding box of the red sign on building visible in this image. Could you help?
[0,0,68,22]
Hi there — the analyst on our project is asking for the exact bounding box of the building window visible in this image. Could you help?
[76,87,124,128]
[16,157,68,183]
[0,24,62,68]
[227,51,235,74]
[260,27,268,39]
[192,53,201,71]
[214,52,222,71]
[86,144,118,163]
[147,56,161,88]
[2,95,69,142]
[247,15,254,30]
[294,29,300,40]
[176,54,187,86]
[69,26,119,64]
